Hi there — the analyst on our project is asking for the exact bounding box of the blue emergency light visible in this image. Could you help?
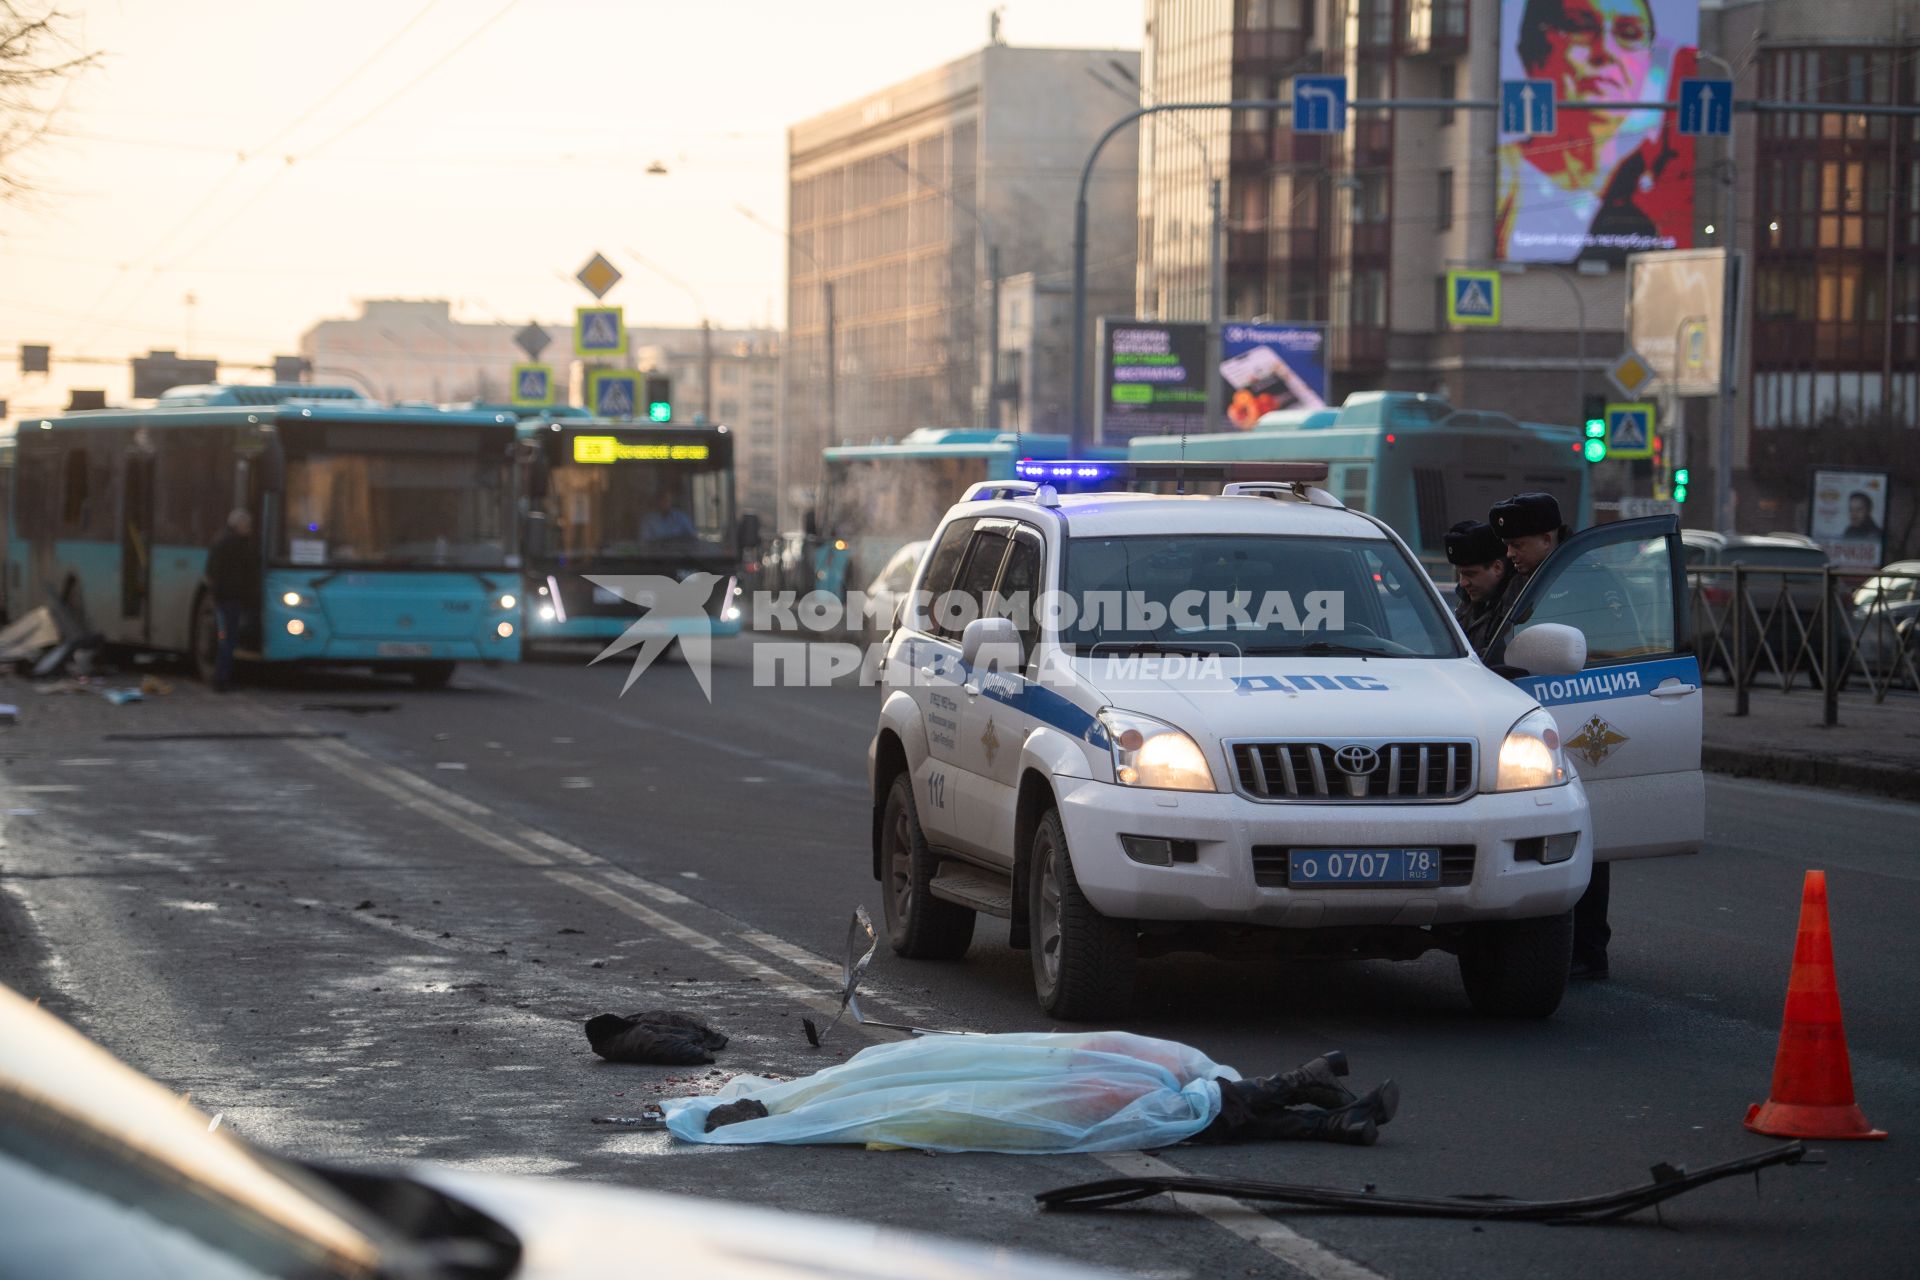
[1015,460,1115,481]
[1014,459,1330,485]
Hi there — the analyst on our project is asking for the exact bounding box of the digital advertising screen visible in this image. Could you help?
[1497,0,1700,265]
[1219,324,1326,430]
[1097,319,1209,444]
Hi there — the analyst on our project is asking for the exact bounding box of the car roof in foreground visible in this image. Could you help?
[973,491,1386,540]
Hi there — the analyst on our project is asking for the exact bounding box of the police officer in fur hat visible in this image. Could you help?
[1443,520,1515,658]
[1488,489,1611,982]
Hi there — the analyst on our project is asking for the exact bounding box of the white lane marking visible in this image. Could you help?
[12,784,79,793]
[1094,1152,1390,1280]
[598,867,693,905]
[286,741,553,868]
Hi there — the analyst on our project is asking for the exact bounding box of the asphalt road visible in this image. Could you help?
[2,640,1916,1280]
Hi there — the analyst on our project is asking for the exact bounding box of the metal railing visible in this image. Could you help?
[1686,566,1919,722]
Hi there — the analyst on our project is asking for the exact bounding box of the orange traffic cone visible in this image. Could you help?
[1745,871,1885,1140]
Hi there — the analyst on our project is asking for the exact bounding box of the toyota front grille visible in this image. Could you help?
[1230,740,1477,802]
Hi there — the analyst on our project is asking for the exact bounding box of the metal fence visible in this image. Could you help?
[1687,566,1919,721]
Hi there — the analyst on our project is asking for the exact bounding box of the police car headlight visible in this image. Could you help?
[1099,709,1216,792]
[1495,709,1568,792]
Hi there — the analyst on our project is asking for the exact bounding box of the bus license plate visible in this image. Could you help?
[1288,848,1441,887]
[376,642,433,658]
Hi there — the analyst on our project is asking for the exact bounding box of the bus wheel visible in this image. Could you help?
[410,661,457,690]
[191,594,220,686]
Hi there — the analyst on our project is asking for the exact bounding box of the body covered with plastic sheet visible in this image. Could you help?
[661,1031,1233,1154]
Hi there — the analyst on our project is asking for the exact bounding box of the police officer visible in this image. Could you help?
[1443,520,1514,658]
[1489,491,1609,981]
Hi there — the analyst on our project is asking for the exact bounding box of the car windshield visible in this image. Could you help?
[1059,533,1461,658]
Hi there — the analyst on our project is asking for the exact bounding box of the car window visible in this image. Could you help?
[995,526,1045,666]
[910,517,976,635]
[941,526,1011,640]
[1513,534,1676,664]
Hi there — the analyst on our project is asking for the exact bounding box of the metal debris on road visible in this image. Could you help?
[1034,1142,1810,1222]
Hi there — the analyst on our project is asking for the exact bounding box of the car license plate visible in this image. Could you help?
[1288,848,1441,887]
[376,642,433,658]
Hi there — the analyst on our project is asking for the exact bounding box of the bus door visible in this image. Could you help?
[120,451,155,639]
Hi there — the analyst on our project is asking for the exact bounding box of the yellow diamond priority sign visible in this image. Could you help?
[1607,347,1655,399]
[575,251,622,300]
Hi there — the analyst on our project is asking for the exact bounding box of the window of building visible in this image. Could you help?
[1350,270,1386,328]
[1437,63,1456,126]
[1436,168,1454,231]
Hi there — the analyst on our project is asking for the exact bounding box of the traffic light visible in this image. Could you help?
[1582,438,1609,463]
[644,373,672,423]
[1673,468,1690,503]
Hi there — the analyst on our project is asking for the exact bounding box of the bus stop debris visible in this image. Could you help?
[0,608,60,663]
[585,1010,730,1065]
[1035,1141,1810,1222]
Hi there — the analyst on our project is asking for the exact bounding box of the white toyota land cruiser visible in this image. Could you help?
[866,463,1703,1020]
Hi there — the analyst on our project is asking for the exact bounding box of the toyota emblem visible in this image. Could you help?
[1333,744,1379,776]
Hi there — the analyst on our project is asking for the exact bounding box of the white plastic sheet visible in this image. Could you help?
[662,1031,1235,1154]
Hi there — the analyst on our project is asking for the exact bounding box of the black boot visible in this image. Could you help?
[1244,1080,1399,1146]
[1240,1050,1356,1111]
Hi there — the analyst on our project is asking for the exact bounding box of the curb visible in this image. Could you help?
[1702,744,1920,804]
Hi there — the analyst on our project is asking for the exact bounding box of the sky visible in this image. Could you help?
[0,0,1144,415]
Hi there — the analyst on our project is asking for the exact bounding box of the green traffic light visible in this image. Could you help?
[1582,438,1608,463]
[1584,418,1606,439]
[648,402,671,422]
[1673,484,1688,503]
[1674,468,1690,486]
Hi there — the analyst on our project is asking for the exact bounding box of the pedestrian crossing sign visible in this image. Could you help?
[1445,270,1501,326]
[574,306,627,357]
[510,363,554,408]
[1605,402,1655,459]
[588,370,640,420]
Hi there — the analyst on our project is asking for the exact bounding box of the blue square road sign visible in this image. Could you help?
[1677,78,1733,137]
[590,371,639,420]
[1500,79,1556,137]
[1292,76,1347,135]
[1605,402,1655,459]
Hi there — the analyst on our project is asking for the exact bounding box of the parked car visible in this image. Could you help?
[0,981,1119,1280]
[1847,560,1920,687]
[1678,531,1836,676]
[857,539,930,650]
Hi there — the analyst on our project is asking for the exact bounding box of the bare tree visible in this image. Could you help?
[1,3,96,201]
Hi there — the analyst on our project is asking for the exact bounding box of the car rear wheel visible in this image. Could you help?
[879,774,974,960]
[1029,807,1135,1021]
[1457,910,1573,1018]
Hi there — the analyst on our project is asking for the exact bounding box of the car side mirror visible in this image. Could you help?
[960,616,1022,672]
[1503,623,1585,677]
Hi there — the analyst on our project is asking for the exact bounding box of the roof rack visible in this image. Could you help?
[962,479,1042,502]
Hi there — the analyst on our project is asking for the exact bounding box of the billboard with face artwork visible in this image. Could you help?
[1497,0,1700,265]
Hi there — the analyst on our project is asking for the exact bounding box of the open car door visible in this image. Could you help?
[1488,515,1703,861]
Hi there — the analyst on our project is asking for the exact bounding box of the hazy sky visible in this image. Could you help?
[1,0,1143,414]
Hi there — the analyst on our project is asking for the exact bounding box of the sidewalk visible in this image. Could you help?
[1700,685,1920,803]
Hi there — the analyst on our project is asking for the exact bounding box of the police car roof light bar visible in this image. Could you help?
[1012,459,1330,485]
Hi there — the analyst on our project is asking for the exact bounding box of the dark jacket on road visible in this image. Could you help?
[204,528,260,604]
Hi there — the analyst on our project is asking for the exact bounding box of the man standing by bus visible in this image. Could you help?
[1444,520,1515,658]
[1489,491,1609,981]
[204,508,258,693]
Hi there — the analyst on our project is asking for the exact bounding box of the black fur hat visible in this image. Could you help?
[1444,520,1505,567]
[1489,492,1563,540]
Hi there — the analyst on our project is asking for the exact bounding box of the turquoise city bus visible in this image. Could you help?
[814,428,1122,600]
[5,385,524,686]
[1126,392,1591,563]
[516,416,743,649]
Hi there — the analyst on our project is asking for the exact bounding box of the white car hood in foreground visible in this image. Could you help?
[413,1166,1122,1280]
[1070,655,1541,783]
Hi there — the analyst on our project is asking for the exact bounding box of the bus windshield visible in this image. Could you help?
[283,450,512,568]
[547,454,734,567]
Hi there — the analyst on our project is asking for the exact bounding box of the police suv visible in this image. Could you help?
[866,463,1703,1020]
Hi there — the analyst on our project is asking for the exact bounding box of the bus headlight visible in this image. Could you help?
[538,605,555,621]
[1495,709,1568,791]
[286,619,307,636]
[281,591,312,608]
[496,622,515,638]
[499,594,516,609]
[1099,709,1216,792]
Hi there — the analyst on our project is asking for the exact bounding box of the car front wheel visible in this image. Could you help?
[1457,911,1573,1018]
[879,774,974,960]
[1028,807,1135,1021]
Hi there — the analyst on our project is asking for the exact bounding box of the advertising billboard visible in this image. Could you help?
[1625,248,1730,396]
[1497,0,1700,265]
[1809,469,1890,573]
[1220,324,1326,429]
[1097,319,1208,444]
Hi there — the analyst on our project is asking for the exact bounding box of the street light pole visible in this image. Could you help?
[1698,49,1741,537]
